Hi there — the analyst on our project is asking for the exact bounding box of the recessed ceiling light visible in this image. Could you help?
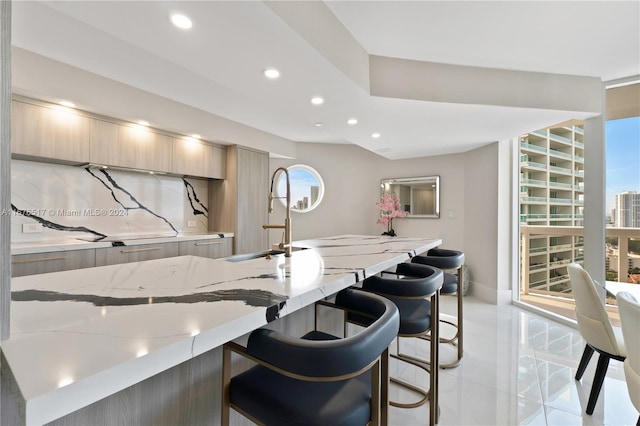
[138,120,149,126]
[191,134,201,139]
[264,68,280,79]
[371,132,381,139]
[347,118,358,125]
[59,100,75,108]
[170,13,192,29]
[314,122,323,127]
[310,96,324,105]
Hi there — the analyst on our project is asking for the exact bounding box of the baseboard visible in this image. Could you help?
[468,280,511,305]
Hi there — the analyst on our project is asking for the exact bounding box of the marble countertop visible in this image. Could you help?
[3,235,441,425]
[10,232,234,255]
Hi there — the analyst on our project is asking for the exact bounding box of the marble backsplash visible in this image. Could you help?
[10,160,209,243]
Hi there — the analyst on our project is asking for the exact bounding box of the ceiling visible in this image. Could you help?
[11,1,640,160]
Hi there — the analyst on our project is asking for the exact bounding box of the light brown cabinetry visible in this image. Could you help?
[172,138,226,179]
[209,146,269,255]
[11,100,91,163]
[95,242,179,266]
[90,120,172,172]
[178,237,233,258]
[11,249,96,278]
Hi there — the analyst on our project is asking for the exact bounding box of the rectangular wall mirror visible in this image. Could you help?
[380,176,440,219]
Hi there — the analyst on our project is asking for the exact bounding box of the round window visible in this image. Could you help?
[275,164,325,213]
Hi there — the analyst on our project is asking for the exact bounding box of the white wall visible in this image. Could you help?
[270,143,466,249]
[270,142,510,303]
[462,141,514,304]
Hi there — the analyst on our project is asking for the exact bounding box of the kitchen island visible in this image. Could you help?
[1,235,441,425]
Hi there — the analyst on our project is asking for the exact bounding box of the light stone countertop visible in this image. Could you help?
[10,232,234,255]
[3,234,441,425]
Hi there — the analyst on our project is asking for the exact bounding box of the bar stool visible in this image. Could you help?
[222,288,400,426]
[361,262,443,426]
[411,248,465,368]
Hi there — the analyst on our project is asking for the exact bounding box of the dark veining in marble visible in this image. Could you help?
[12,288,288,309]
[86,168,178,235]
[183,179,208,218]
[193,273,283,290]
[266,301,287,322]
[11,204,107,238]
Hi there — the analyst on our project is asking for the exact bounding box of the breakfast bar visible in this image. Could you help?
[2,235,441,425]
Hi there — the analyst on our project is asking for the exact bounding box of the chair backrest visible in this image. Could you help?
[567,263,621,356]
[365,262,443,298]
[616,291,640,412]
[246,288,399,378]
[412,248,464,270]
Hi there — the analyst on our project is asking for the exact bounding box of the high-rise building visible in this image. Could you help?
[520,123,584,294]
[614,190,640,227]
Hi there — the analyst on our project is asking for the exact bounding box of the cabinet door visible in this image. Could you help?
[172,139,226,179]
[236,148,269,254]
[95,243,179,266]
[178,238,233,258]
[11,249,96,277]
[90,120,172,172]
[12,100,91,163]
[204,145,226,179]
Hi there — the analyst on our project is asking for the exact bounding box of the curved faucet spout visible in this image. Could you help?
[263,167,292,256]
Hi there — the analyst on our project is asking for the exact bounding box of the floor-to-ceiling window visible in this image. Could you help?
[517,81,640,323]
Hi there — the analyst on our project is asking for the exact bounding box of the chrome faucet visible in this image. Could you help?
[262,167,292,256]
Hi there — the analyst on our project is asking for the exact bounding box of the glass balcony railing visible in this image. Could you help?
[549,149,572,159]
[520,225,640,300]
[549,165,573,174]
[574,141,585,149]
[530,247,548,253]
[575,155,584,163]
[530,130,548,138]
[522,178,547,186]
[549,181,572,189]
[549,214,574,219]
[521,161,547,170]
[549,133,572,144]
[521,214,548,220]
[549,198,573,204]
[520,142,547,153]
[522,196,547,203]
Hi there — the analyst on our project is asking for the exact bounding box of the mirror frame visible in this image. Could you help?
[380,176,440,219]
[275,164,325,213]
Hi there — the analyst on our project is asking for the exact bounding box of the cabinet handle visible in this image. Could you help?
[12,256,67,264]
[120,247,162,254]
[194,241,222,246]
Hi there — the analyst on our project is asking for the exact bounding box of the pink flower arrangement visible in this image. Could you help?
[376,192,409,236]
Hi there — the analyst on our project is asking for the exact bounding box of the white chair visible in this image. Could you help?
[616,291,640,426]
[567,263,626,415]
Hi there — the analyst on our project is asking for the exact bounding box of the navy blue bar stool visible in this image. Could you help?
[412,248,465,368]
[222,288,400,426]
[361,262,443,426]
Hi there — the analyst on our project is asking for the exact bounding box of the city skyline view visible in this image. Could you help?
[606,116,640,213]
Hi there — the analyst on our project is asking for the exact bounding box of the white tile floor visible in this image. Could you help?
[387,296,638,426]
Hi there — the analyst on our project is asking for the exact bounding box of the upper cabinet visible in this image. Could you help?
[12,96,228,179]
[12,100,91,163]
[172,138,226,179]
[90,119,172,172]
